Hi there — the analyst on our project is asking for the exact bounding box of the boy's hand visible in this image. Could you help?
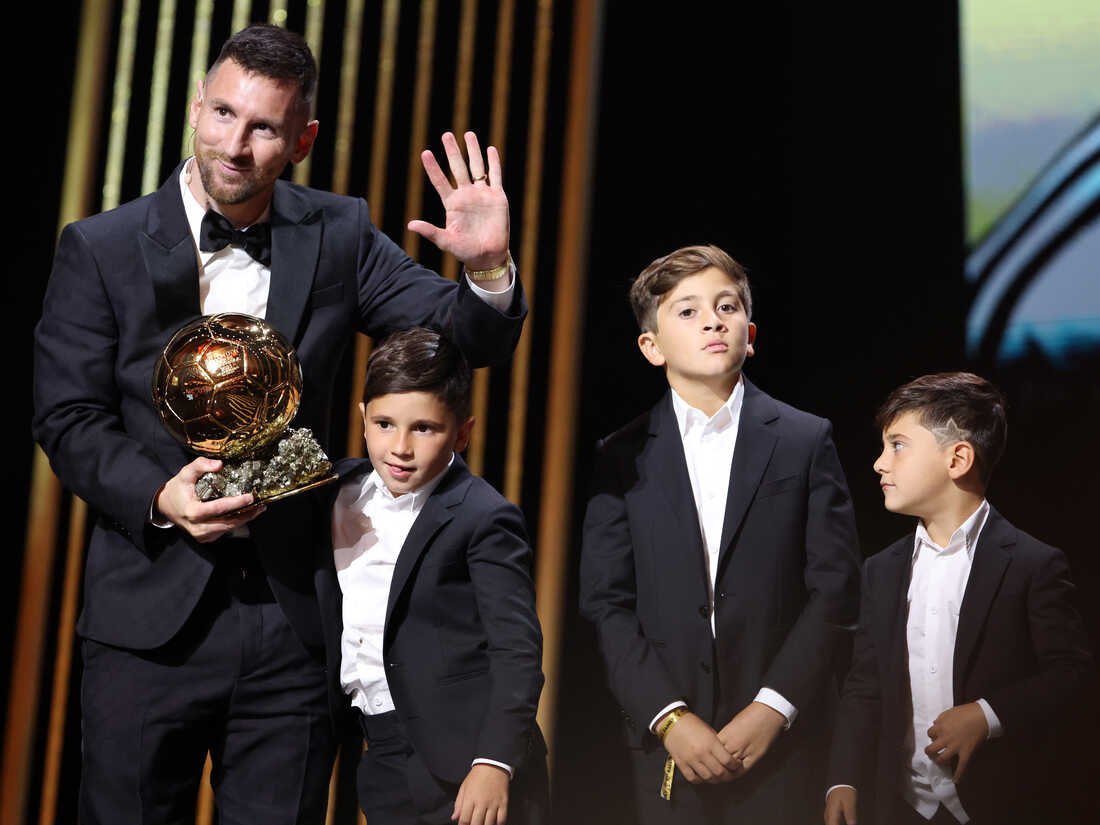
[716,701,785,774]
[925,702,988,782]
[824,786,858,825]
[452,763,509,825]
[661,711,741,783]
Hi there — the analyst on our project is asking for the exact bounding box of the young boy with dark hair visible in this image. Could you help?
[316,328,548,825]
[580,244,861,823]
[825,372,1094,825]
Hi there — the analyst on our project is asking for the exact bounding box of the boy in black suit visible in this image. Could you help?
[825,372,1094,825]
[579,245,861,823]
[319,328,547,825]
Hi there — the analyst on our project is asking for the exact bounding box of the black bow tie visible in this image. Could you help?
[198,210,272,267]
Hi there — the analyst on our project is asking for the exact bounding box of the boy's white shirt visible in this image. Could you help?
[332,453,513,777]
[649,379,798,733]
[828,499,1004,821]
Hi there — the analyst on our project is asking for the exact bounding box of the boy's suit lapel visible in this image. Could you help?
[881,536,917,719]
[266,181,323,345]
[141,164,202,333]
[647,394,709,594]
[717,378,778,568]
[383,459,469,636]
[953,508,1013,701]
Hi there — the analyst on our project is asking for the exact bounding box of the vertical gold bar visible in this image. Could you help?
[194,755,214,825]
[2,2,114,820]
[503,0,553,504]
[231,0,252,34]
[331,0,367,197]
[292,0,327,186]
[323,747,340,825]
[181,0,215,160]
[342,0,395,459]
[102,0,142,210]
[269,0,288,26]
[141,0,180,195]
[533,0,603,761]
[2,450,63,825]
[439,0,478,284]
[37,499,88,825]
[400,0,439,259]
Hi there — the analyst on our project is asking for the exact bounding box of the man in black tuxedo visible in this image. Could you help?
[579,246,860,824]
[33,25,525,825]
[825,373,1095,825]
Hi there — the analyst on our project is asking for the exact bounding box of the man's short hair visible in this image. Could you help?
[629,244,752,333]
[875,372,1008,486]
[210,24,317,111]
[363,328,472,421]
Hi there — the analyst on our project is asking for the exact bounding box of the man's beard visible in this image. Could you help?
[194,148,265,206]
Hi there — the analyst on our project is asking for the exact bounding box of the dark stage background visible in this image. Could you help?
[10,2,1099,823]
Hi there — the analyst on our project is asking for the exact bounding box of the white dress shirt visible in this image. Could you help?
[332,458,512,776]
[649,381,797,732]
[901,499,1001,822]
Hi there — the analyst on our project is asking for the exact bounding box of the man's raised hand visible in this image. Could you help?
[408,131,510,274]
[155,457,265,542]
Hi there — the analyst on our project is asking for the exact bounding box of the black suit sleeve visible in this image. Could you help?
[33,223,172,550]
[579,440,684,734]
[828,562,881,792]
[985,546,1094,736]
[466,498,545,768]
[762,419,861,714]
[353,200,525,368]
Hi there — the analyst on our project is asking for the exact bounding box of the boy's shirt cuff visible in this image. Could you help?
[649,700,688,733]
[755,687,797,729]
[472,758,513,779]
[826,784,857,800]
[976,697,1003,739]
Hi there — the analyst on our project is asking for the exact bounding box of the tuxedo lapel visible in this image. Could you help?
[266,181,323,344]
[383,462,467,636]
[140,165,201,332]
[646,394,709,589]
[880,537,916,714]
[953,508,1013,701]
[716,379,778,567]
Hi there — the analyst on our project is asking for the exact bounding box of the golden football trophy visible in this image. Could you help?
[152,313,335,506]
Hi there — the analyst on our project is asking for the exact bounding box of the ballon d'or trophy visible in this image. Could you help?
[152,312,336,511]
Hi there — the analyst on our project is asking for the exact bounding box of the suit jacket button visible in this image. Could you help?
[698,605,710,619]
[700,661,712,673]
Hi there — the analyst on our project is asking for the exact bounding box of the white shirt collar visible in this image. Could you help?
[353,453,455,513]
[670,377,745,439]
[913,498,990,560]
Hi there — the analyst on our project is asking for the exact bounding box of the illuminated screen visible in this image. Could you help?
[961,0,1100,366]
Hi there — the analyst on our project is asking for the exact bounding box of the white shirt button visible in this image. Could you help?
[373,696,384,708]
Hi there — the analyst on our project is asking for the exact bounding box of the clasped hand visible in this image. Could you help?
[662,702,786,784]
[409,131,510,274]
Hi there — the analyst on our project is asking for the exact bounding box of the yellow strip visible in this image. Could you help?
[400,0,439,259]
[533,0,603,767]
[141,0,179,195]
[503,0,553,504]
[293,0,327,186]
[231,0,251,34]
[102,0,141,210]
[660,755,676,800]
[269,0,288,26]
[181,0,214,160]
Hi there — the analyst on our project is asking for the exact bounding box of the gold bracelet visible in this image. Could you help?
[655,707,688,742]
[466,251,513,282]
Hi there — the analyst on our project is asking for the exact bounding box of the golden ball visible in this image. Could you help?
[152,313,302,459]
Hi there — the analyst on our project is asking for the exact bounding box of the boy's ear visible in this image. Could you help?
[746,322,757,357]
[946,440,976,481]
[454,416,475,453]
[637,330,666,368]
[358,401,366,419]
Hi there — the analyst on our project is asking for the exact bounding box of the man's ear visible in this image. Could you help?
[637,330,666,367]
[292,120,319,163]
[946,441,976,481]
[454,416,475,453]
[188,78,205,129]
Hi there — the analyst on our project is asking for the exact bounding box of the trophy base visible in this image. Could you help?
[222,471,339,517]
